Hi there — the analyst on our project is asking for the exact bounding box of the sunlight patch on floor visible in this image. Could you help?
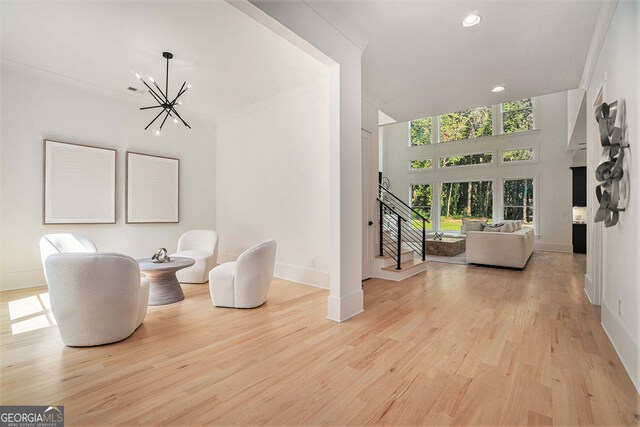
[8,292,56,335]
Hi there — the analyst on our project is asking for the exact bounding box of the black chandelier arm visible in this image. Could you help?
[170,107,191,129]
[139,79,166,106]
[173,82,187,102]
[159,109,171,131]
[153,80,170,103]
[171,82,187,104]
[144,108,167,130]
[148,88,166,106]
[140,105,164,111]
[170,107,191,128]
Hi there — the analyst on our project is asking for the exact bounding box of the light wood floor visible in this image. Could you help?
[1,252,638,425]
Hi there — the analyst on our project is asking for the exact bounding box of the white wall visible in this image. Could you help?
[216,81,331,288]
[585,0,639,392]
[381,91,573,252]
[1,68,216,290]
[567,88,587,149]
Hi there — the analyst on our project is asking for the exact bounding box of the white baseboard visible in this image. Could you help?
[601,301,640,395]
[534,242,573,253]
[327,289,364,322]
[0,269,46,292]
[584,274,596,304]
[218,252,329,289]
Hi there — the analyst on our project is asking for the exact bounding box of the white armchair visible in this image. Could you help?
[45,252,150,347]
[209,240,276,308]
[171,230,218,284]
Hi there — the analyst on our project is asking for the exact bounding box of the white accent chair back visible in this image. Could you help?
[40,233,98,282]
[39,233,97,266]
[209,240,277,308]
[45,252,150,347]
[171,229,218,284]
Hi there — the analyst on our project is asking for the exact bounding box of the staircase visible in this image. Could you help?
[374,180,429,281]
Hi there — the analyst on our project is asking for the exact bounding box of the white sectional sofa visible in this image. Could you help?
[465,227,535,269]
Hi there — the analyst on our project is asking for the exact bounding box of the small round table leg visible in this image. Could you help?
[147,272,185,306]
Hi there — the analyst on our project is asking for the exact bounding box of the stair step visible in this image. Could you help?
[376,248,414,260]
[382,259,427,272]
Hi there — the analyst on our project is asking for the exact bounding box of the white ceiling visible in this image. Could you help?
[308,0,602,122]
[1,1,329,121]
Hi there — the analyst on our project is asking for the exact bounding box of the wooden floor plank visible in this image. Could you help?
[1,252,638,425]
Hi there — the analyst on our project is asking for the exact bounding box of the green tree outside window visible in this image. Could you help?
[503,99,534,134]
[440,107,492,142]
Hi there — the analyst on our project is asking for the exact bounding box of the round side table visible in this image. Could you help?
[137,257,195,306]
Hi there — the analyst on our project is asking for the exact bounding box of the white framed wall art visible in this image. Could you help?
[126,151,179,223]
[43,139,117,224]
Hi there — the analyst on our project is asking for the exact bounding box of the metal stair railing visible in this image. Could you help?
[378,184,429,261]
[377,198,406,270]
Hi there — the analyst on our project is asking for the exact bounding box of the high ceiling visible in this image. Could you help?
[308,0,602,122]
[1,1,329,121]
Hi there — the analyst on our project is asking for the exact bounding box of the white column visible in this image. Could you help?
[326,59,363,321]
[235,0,366,321]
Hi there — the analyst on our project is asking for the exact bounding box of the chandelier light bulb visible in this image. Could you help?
[178,101,183,105]
[187,83,192,89]
[149,76,155,83]
[135,73,141,79]
[155,129,161,136]
[173,118,179,124]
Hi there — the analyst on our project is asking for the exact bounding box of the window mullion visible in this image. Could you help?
[433,182,441,232]
[492,104,501,135]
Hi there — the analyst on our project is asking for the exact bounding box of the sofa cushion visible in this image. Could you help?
[501,220,523,231]
[461,219,486,234]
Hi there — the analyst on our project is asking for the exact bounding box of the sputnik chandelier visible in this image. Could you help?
[135,52,191,135]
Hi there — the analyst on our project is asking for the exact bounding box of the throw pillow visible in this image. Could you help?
[500,222,517,233]
[482,223,503,232]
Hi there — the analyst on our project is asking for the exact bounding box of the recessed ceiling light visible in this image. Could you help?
[491,86,505,93]
[462,14,481,27]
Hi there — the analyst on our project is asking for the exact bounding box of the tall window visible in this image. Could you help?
[439,107,492,142]
[502,98,534,133]
[410,184,433,229]
[440,181,493,231]
[410,118,432,146]
[503,178,534,224]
